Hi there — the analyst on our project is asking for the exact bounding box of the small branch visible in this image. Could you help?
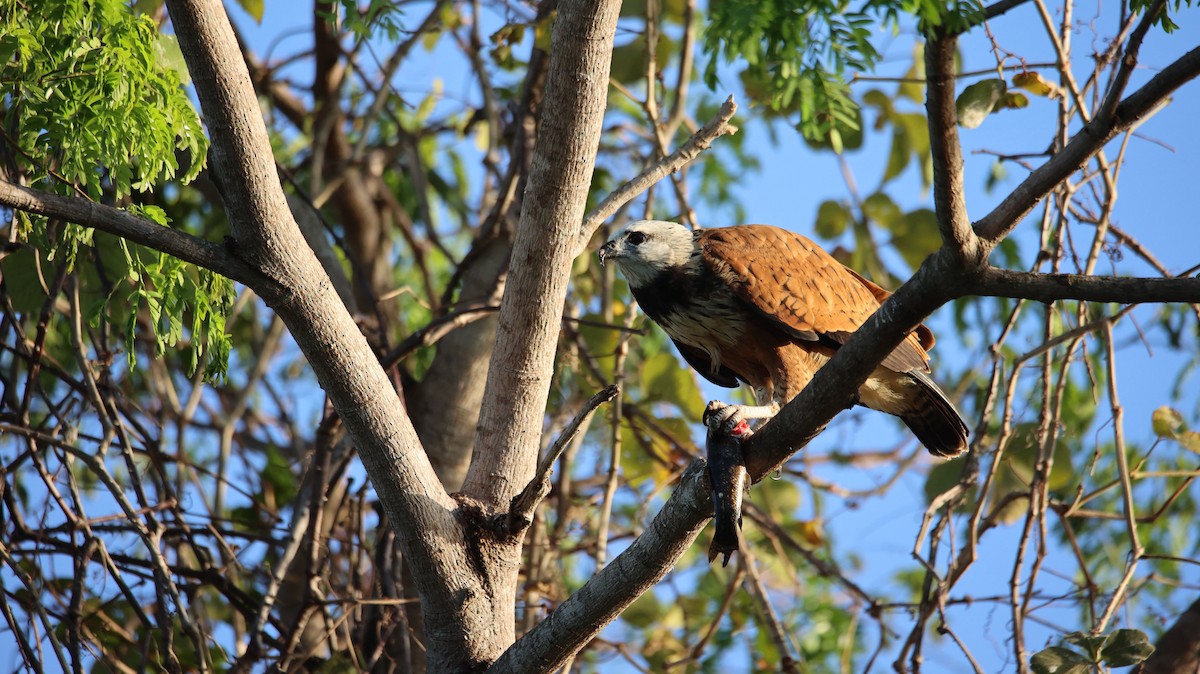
[975,45,1200,248]
[382,303,501,368]
[0,179,275,292]
[923,34,983,267]
[1092,320,1142,634]
[489,460,713,674]
[740,547,802,673]
[575,96,738,253]
[982,0,1032,21]
[965,267,1200,304]
[506,385,619,533]
[1096,0,1169,122]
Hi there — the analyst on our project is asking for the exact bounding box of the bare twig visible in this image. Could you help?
[507,385,620,532]
[576,96,738,253]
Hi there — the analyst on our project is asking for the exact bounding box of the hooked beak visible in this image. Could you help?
[598,240,618,266]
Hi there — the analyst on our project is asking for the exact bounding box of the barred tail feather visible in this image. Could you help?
[900,371,969,458]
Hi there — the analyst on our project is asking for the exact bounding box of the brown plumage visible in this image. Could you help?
[598,220,968,457]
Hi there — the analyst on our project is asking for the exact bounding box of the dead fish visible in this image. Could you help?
[706,422,748,567]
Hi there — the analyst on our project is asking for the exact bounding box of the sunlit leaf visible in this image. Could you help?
[797,518,826,546]
[644,351,704,422]
[998,91,1029,109]
[1030,646,1091,674]
[236,0,265,23]
[956,78,1006,128]
[815,200,853,239]
[1012,71,1060,98]
[1152,405,1184,437]
[1100,628,1155,667]
[898,44,926,103]
[1178,431,1200,453]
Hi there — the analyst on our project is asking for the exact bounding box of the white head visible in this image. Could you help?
[597,220,696,287]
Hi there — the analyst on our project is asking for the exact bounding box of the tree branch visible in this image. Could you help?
[506,385,619,532]
[160,1,503,668]
[1096,0,1169,122]
[463,0,624,508]
[982,0,1031,21]
[488,461,713,674]
[0,180,274,291]
[975,45,1200,250]
[575,95,739,253]
[966,267,1200,304]
[924,35,983,266]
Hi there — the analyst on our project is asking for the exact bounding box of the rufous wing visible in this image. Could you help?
[697,224,933,374]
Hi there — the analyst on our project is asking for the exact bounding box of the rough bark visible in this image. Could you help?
[409,236,509,489]
[461,0,624,509]
[1135,597,1200,674]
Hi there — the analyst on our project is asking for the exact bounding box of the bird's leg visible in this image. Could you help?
[703,400,780,438]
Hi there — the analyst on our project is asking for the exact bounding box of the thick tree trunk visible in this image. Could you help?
[461,0,623,508]
[162,1,516,670]
[410,236,509,489]
[1136,598,1200,674]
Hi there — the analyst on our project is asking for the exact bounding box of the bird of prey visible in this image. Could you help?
[598,220,969,458]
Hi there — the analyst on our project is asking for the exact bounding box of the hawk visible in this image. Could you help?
[598,220,968,458]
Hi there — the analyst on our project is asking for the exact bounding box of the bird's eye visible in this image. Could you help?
[627,231,647,245]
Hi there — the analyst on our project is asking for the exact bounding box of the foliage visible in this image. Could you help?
[1031,630,1155,673]
[0,0,231,379]
[0,0,206,199]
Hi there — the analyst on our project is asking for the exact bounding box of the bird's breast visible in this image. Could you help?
[658,295,746,350]
[630,267,748,351]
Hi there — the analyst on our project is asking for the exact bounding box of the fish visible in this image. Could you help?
[706,420,748,567]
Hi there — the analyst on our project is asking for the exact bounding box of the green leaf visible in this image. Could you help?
[998,91,1029,109]
[892,208,942,271]
[1012,71,1059,98]
[986,160,1008,194]
[643,351,703,422]
[1178,430,1200,453]
[0,246,50,313]
[898,44,926,103]
[814,200,853,239]
[1152,406,1184,437]
[1030,646,1092,674]
[1064,631,1108,660]
[883,122,911,182]
[999,423,1076,492]
[1100,629,1155,667]
[863,192,903,231]
[956,78,1007,129]
[236,0,265,23]
[924,456,971,506]
[155,34,190,85]
[609,34,675,85]
[262,446,298,505]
